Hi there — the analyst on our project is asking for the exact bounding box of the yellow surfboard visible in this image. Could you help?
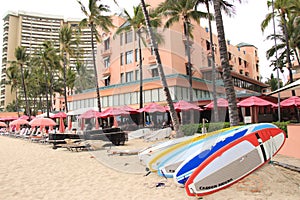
[147,126,239,172]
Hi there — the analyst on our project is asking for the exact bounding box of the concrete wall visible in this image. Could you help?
[278,124,300,159]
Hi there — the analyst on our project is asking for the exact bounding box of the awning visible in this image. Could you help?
[267,79,300,95]
[102,75,110,80]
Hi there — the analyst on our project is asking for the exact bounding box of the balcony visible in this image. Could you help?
[101,48,112,57]
[148,55,156,64]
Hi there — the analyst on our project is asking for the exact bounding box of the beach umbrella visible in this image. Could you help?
[9,119,29,126]
[51,112,67,118]
[99,107,130,118]
[0,122,7,127]
[19,115,29,120]
[169,100,203,112]
[118,105,139,114]
[138,102,166,113]
[51,112,67,133]
[78,109,101,119]
[237,96,276,107]
[280,96,300,107]
[29,117,56,127]
[204,98,228,109]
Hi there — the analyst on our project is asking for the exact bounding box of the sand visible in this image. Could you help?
[0,136,299,200]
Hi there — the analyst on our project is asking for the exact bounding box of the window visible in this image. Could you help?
[256,64,259,72]
[120,53,123,66]
[244,60,247,68]
[104,56,110,68]
[135,48,139,62]
[152,68,159,77]
[120,33,123,45]
[238,57,242,65]
[125,50,133,64]
[120,73,125,83]
[245,72,249,77]
[126,71,134,82]
[135,69,140,80]
[239,69,243,74]
[103,76,110,86]
[125,31,133,44]
[228,52,232,60]
[104,38,110,50]
[206,40,210,51]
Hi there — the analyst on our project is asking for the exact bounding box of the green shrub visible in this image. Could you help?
[272,121,290,137]
[180,122,232,136]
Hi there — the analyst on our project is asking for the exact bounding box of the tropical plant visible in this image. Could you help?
[156,0,208,102]
[265,73,283,91]
[2,64,21,114]
[212,0,239,126]
[74,61,95,93]
[195,0,234,122]
[261,0,300,96]
[77,0,114,112]
[140,0,181,136]
[59,25,79,113]
[10,46,30,117]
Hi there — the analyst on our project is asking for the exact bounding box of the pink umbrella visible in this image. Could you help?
[237,96,276,107]
[118,105,139,114]
[99,107,130,118]
[280,96,300,107]
[9,119,29,126]
[29,118,57,127]
[78,109,101,119]
[51,112,67,118]
[58,117,65,133]
[0,122,7,127]
[204,98,228,109]
[169,100,203,112]
[138,102,166,113]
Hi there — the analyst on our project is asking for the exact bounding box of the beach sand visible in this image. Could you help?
[0,136,299,200]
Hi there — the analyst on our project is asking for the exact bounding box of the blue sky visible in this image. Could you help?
[0,0,286,82]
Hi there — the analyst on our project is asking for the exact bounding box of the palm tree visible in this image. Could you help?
[2,64,21,115]
[115,4,162,126]
[261,0,300,96]
[140,0,182,136]
[32,41,61,117]
[156,0,208,102]
[11,46,30,117]
[74,61,95,93]
[212,0,239,126]
[59,25,78,113]
[195,0,233,122]
[77,0,114,112]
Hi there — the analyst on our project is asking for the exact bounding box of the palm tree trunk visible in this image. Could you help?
[183,19,193,102]
[20,64,30,118]
[16,90,20,117]
[283,14,296,96]
[140,0,181,136]
[44,63,50,118]
[212,0,239,126]
[63,54,69,113]
[91,23,102,113]
[138,31,144,126]
[206,1,219,122]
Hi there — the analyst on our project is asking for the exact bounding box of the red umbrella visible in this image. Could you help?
[0,122,7,127]
[173,100,203,111]
[138,102,166,113]
[118,105,139,114]
[29,118,57,127]
[78,109,101,119]
[51,112,67,118]
[99,107,130,118]
[204,98,228,109]
[237,96,276,107]
[9,119,29,126]
[280,96,300,107]
[58,117,65,133]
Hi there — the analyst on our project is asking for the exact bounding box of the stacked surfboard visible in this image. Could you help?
[138,123,286,197]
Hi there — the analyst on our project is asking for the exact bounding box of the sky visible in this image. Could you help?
[0,0,285,82]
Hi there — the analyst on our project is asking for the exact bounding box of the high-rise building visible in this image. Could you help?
[0,11,93,111]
